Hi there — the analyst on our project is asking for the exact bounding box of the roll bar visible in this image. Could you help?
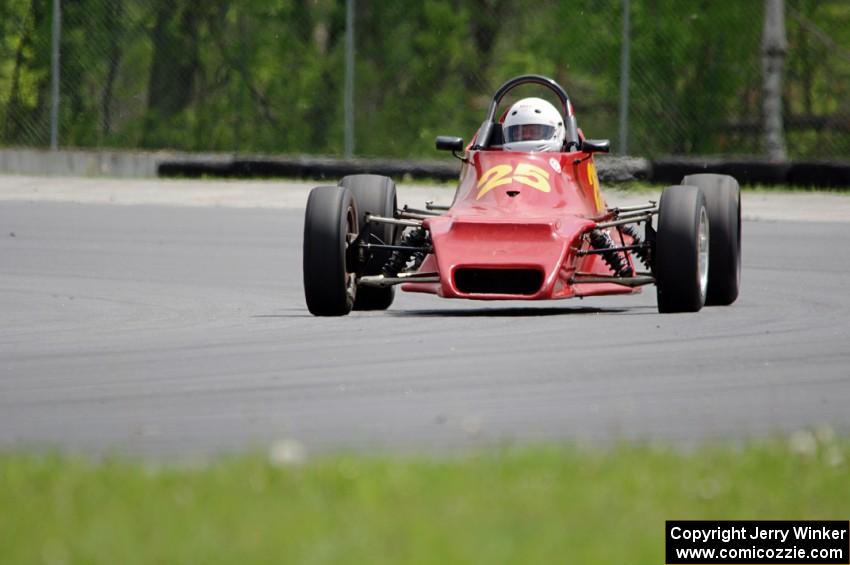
[475,74,580,151]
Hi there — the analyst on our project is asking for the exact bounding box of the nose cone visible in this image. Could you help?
[422,213,595,300]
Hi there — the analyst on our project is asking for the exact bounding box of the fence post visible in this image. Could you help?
[50,0,61,150]
[344,0,355,158]
[762,0,787,161]
[618,0,630,155]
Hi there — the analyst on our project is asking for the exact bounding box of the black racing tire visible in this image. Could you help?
[303,186,359,316]
[339,174,398,311]
[655,185,710,313]
[682,173,741,306]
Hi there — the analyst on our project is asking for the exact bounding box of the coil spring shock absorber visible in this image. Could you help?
[589,229,633,277]
[621,224,651,269]
[381,227,429,276]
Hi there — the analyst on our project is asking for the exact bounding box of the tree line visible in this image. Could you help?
[1,0,848,158]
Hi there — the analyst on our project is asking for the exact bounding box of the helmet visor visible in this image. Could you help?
[504,123,556,143]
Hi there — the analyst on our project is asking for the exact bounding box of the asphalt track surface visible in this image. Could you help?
[2,181,850,457]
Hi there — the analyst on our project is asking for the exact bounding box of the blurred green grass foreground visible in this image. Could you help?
[1,435,847,564]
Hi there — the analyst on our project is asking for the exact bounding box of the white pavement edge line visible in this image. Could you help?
[0,175,454,210]
[0,175,848,223]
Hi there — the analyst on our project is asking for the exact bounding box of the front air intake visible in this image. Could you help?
[454,268,543,296]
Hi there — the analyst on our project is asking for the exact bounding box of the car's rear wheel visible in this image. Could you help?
[303,186,359,316]
[339,174,398,311]
[655,185,710,313]
[682,173,741,306]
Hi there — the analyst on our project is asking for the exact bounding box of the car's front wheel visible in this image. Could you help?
[655,185,710,313]
[682,173,741,306]
[339,174,398,311]
[303,186,359,316]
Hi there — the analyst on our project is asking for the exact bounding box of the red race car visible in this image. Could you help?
[303,74,741,316]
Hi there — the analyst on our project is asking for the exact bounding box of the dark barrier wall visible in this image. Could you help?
[158,155,652,184]
[652,157,850,189]
[159,154,850,189]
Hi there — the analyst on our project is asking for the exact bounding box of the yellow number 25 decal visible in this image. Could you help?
[476,163,551,199]
[513,163,551,193]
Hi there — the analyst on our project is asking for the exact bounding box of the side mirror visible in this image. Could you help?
[436,136,464,152]
[582,139,610,153]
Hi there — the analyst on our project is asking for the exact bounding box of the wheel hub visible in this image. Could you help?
[698,207,709,301]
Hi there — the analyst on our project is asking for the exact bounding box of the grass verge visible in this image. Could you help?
[1,438,847,564]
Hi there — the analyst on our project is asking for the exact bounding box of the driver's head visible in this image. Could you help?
[502,97,565,152]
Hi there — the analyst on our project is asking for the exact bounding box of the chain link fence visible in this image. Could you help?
[1,0,848,159]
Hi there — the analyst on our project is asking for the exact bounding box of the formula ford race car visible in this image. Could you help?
[303,74,741,316]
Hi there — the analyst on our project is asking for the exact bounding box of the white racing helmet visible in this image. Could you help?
[502,97,565,152]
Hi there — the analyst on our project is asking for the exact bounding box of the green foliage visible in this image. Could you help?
[1,440,848,563]
[629,0,764,154]
[0,0,848,157]
[784,0,850,155]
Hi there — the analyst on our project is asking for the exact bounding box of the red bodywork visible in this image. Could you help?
[403,148,638,300]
